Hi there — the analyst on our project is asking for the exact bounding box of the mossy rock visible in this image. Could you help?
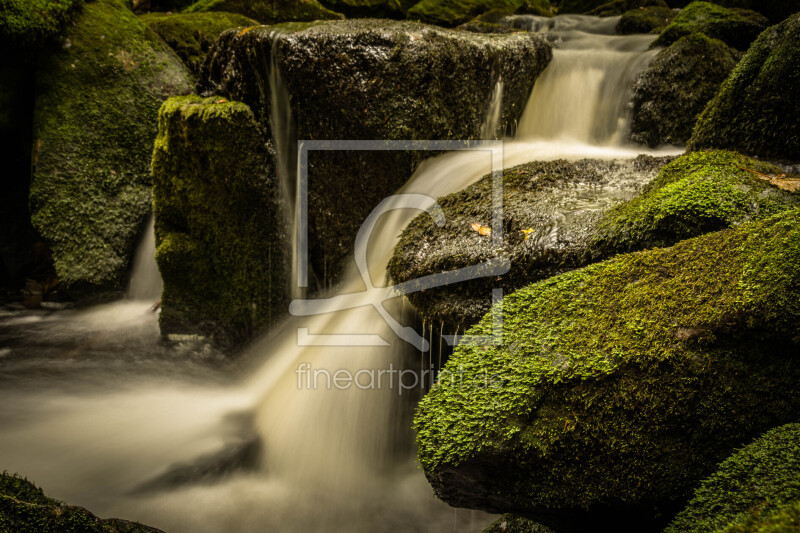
[29,0,191,295]
[152,95,287,348]
[651,1,768,50]
[406,0,523,26]
[134,0,196,11]
[559,0,667,16]
[0,0,84,48]
[515,0,554,16]
[630,33,740,147]
[664,0,800,23]
[688,14,800,163]
[616,5,676,34]
[201,20,552,291]
[590,150,800,256]
[415,208,800,532]
[484,514,553,532]
[388,156,671,328]
[184,0,344,24]
[665,424,800,533]
[140,11,257,77]
[316,0,416,18]
[0,471,163,533]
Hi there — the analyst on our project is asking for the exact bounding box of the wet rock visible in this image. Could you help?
[0,472,163,532]
[651,1,768,50]
[183,0,344,24]
[664,423,800,533]
[616,5,676,34]
[141,11,258,78]
[29,0,191,295]
[630,33,740,147]
[407,0,553,26]
[152,96,287,348]
[688,13,800,162]
[415,207,800,532]
[200,19,552,291]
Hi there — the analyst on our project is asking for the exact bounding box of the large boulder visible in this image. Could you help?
[0,471,163,532]
[663,0,800,23]
[651,1,768,50]
[688,14,800,163]
[414,208,800,532]
[199,20,552,291]
[29,0,191,294]
[630,33,740,147]
[183,0,344,23]
[389,151,799,327]
[0,0,83,48]
[616,5,676,34]
[140,11,258,78]
[406,0,553,26]
[664,423,800,533]
[152,96,287,348]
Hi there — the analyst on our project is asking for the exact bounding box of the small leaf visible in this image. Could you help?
[521,228,535,241]
[238,27,256,37]
[471,223,491,236]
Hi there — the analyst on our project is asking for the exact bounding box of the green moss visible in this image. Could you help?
[414,207,800,530]
[652,1,768,50]
[28,0,190,294]
[630,34,740,146]
[0,0,83,48]
[183,0,343,24]
[406,0,524,26]
[316,0,416,18]
[559,0,667,16]
[688,14,800,162]
[483,514,553,532]
[721,501,800,533]
[140,11,257,77]
[152,95,288,348]
[515,0,554,16]
[664,0,800,23]
[617,5,675,34]
[665,424,800,533]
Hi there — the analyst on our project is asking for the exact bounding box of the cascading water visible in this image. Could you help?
[0,16,680,533]
[127,214,163,301]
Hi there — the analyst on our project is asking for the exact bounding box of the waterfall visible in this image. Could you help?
[481,78,504,140]
[512,15,658,145]
[127,214,162,301]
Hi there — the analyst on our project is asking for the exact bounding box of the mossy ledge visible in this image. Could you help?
[415,208,800,532]
[152,95,287,349]
[665,423,800,533]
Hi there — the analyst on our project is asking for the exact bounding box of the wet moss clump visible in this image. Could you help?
[651,1,768,50]
[616,6,675,34]
[0,472,162,532]
[29,0,190,295]
[0,0,83,48]
[664,424,800,533]
[140,11,258,77]
[689,14,800,163]
[630,34,740,147]
[415,208,800,531]
[152,96,288,349]
[184,0,343,24]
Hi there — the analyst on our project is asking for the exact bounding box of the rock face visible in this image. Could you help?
[0,472,163,532]
[199,20,552,291]
[141,12,258,78]
[388,156,672,327]
[651,1,768,50]
[389,151,799,327]
[152,96,287,348]
[183,0,344,23]
[664,423,800,533]
[29,0,191,294]
[630,33,740,147]
[406,0,553,26]
[415,207,800,532]
[689,14,800,162]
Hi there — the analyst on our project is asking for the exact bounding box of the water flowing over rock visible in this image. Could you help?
[198,20,552,293]
[689,13,800,162]
[28,0,191,294]
[414,207,800,532]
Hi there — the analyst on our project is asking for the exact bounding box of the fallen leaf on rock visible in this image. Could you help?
[471,223,491,236]
[521,228,535,241]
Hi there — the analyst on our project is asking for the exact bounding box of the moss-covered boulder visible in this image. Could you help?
[484,515,553,533]
[457,3,554,33]
[664,424,800,533]
[200,20,551,290]
[317,0,415,19]
[184,0,344,24]
[559,0,667,16]
[0,472,163,532]
[415,208,800,532]
[152,96,286,348]
[651,1,768,50]
[616,5,676,34]
[688,14,800,163]
[388,156,671,327]
[630,33,740,147]
[141,11,257,77]
[29,0,190,294]
[0,0,83,48]
[406,0,524,26]
[663,0,800,23]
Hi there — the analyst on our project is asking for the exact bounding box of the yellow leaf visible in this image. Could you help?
[521,228,535,241]
[471,223,491,236]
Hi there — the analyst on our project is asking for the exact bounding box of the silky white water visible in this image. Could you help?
[0,15,680,533]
